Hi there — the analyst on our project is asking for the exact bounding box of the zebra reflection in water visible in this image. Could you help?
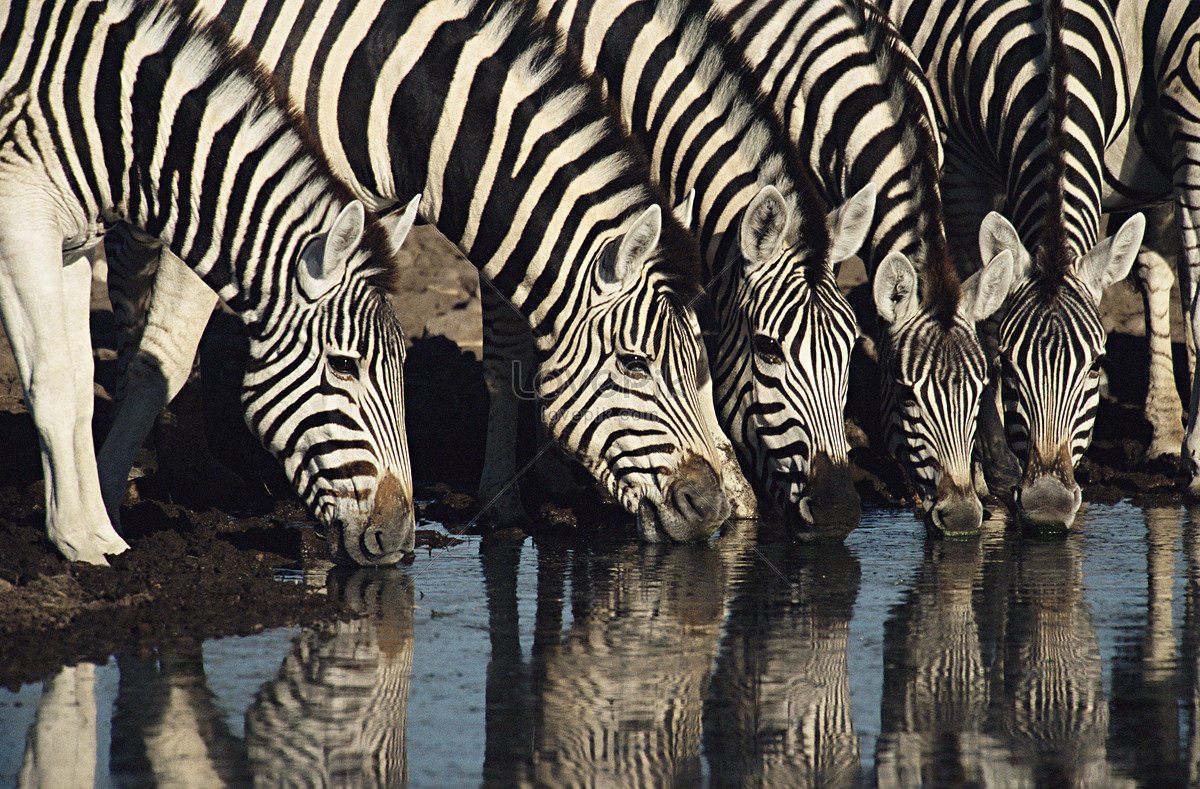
[875,522,1131,787]
[101,568,414,787]
[703,536,863,788]
[481,534,749,787]
[246,568,414,787]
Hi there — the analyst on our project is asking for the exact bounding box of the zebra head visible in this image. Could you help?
[874,250,1014,536]
[980,211,1144,529]
[538,205,730,543]
[717,184,875,540]
[242,198,420,565]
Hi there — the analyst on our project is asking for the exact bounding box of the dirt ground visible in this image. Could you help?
[0,224,1188,688]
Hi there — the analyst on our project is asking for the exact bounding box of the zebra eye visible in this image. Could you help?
[328,353,360,379]
[1087,355,1105,379]
[752,335,784,364]
[896,383,917,409]
[617,353,652,379]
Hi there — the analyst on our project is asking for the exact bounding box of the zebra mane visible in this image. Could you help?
[168,0,401,296]
[858,1,962,326]
[693,0,833,286]
[1036,0,1072,291]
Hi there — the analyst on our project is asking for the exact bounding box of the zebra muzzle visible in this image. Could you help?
[791,451,860,541]
[635,455,730,542]
[327,473,416,565]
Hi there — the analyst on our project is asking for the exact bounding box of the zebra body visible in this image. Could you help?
[876,0,1145,528]
[0,0,415,564]
[104,0,731,541]
[538,0,878,537]
[713,0,1016,534]
[1101,0,1200,489]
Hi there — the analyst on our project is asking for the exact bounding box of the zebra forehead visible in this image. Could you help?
[890,318,987,378]
[1001,278,1105,351]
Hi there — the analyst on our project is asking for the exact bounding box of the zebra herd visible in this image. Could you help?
[1,0,1195,566]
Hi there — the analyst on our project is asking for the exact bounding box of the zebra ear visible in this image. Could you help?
[379,194,421,257]
[1079,211,1144,303]
[873,252,920,326]
[298,200,364,300]
[959,249,1014,322]
[826,182,876,264]
[674,189,696,230]
[978,211,1032,286]
[740,185,789,272]
[599,204,662,288]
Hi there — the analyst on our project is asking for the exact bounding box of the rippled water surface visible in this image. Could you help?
[2,501,1198,787]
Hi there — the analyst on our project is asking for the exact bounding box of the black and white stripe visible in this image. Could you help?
[538,0,877,538]
[876,0,1145,527]
[0,0,414,564]
[107,0,731,541]
[715,0,1017,534]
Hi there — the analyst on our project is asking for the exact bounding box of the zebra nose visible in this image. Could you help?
[930,498,983,536]
[794,452,861,540]
[1015,475,1081,529]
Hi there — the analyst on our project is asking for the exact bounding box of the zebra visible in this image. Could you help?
[0,0,417,565]
[874,0,1145,528]
[101,0,732,542]
[711,0,1017,535]
[537,0,879,538]
[1101,0,1200,492]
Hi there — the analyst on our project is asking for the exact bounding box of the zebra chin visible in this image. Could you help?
[634,455,730,542]
[323,473,416,566]
[785,451,861,541]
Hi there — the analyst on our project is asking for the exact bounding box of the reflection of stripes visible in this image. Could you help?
[248,570,415,787]
[539,0,867,525]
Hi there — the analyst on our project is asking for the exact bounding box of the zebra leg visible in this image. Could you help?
[1127,205,1185,459]
[479,288,538,529]
[96,242,218,526]
[0,223,128,563]
[1179,187,1200,494]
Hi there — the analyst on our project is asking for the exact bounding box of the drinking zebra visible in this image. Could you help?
[0,0,416,564]
[537,0,879,537]
[712,0,1016,535]
[874,0,1145,527]
[103,0,731,541]
[1102,0,1200,491]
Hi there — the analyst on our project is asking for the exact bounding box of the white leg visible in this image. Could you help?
[1131,206,1185,459]
[0,218,127,563]
[97,246,217,525]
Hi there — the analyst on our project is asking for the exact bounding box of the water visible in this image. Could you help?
[2,500,1197,787]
